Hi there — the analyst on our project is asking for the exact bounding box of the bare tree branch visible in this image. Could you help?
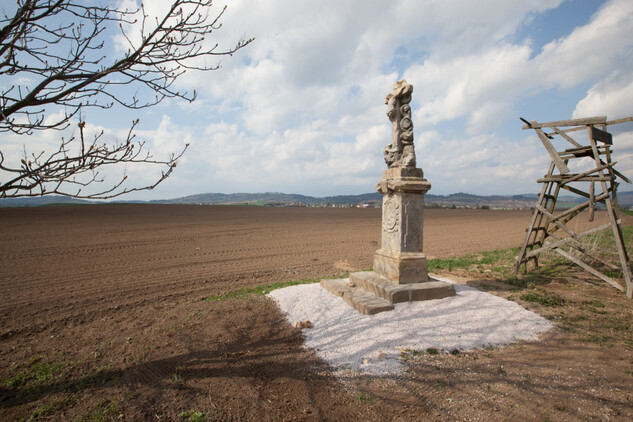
[0,0,253,199]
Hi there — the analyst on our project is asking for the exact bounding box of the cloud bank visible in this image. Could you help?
[8,0,633,199]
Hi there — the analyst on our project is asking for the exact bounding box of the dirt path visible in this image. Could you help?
[1,205,631,421]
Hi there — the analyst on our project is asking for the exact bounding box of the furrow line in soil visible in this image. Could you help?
[0,245,370,292]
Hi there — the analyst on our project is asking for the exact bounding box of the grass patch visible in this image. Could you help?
[356,392,374,405]
[27,394,76,421]
[585,334,614,347]
[203,273,349,301]
[399,348,425,361]
[77,400,119,422]
[170,372,186,389]
[427,247,519,273]
[519,291,565,307]
[399,347,443,359]
[178,409,208,421]
[425,220,633,291]
[3,355,73,392]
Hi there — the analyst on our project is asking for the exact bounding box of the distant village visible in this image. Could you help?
[259,202,510,210]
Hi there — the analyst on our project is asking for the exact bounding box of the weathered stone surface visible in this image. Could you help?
[350,271,411,302]
[320,278,350,297]
[320,279,394,315]
[383,80,416,168]
[319,79,456,315]
[379,192,426,254]
[350,271,456,303]
[383,167,423,178]
[373,249,429,284]
[375,168,430,195]
[342,288,394,315]
[409,281,456,301]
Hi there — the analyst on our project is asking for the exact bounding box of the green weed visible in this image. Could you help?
[203,273,349,301]
[184,311,204,323]
[519,291,565,307]
[170,372,186,389]
[585,334,614,347]
[178,409,208,421]
[3,355,72,391]
[27,394,76,421]
[399,348,425,360]
[356,392,374,405]
[582,299,605,308]
[427,248,519,274]
[132,346,150,364]
[76,400,119,421]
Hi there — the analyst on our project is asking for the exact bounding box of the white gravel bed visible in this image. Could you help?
[267,277,552,376]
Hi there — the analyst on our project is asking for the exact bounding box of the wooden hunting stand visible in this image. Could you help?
[514,115,633,299]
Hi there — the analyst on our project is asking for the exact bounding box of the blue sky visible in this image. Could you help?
[4,0,633,200]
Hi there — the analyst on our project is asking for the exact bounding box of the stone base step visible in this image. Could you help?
[320,278,394,315]
[349,271,456,303]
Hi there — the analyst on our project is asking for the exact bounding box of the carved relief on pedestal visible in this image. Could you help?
[383,195,399,233]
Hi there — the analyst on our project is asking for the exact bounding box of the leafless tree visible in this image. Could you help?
[0,0,253,199]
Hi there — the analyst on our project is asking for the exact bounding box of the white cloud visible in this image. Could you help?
[178,0,567,137]
[573,70,633,119]
[404,0,633,133]
[417,131,548,195]
[535,0,633,88]
[10,0,629,199]
[150,0,633,196]
[406,43,533,130]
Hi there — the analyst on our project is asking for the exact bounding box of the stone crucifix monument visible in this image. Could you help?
[321,80,456,315]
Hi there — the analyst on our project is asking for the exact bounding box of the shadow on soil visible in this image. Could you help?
[341,337,632,421]
[1,306,332,413]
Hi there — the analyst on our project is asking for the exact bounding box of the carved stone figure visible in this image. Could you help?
[383,80,416,168]
[320,79,455,314]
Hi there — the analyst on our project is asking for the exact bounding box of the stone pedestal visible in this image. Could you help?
[374,167,431,284]
[321,166,456,315]
[320,79,455,315]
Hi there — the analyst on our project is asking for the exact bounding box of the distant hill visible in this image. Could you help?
[0,195,93,207]
[151,191,386,206]
[2,190,633,209]
[150,192,319,205]
[156,191,538,209]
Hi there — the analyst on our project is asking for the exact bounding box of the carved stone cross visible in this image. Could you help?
[383,80,417,168]
[320,79,455,315]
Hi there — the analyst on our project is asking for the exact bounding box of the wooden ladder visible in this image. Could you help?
[515,116,633,299]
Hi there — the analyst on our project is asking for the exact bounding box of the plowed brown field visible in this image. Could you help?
[1,205,632,421]
[0,205,531,338]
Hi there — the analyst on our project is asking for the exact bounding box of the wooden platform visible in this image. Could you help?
[515,115,633,298]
